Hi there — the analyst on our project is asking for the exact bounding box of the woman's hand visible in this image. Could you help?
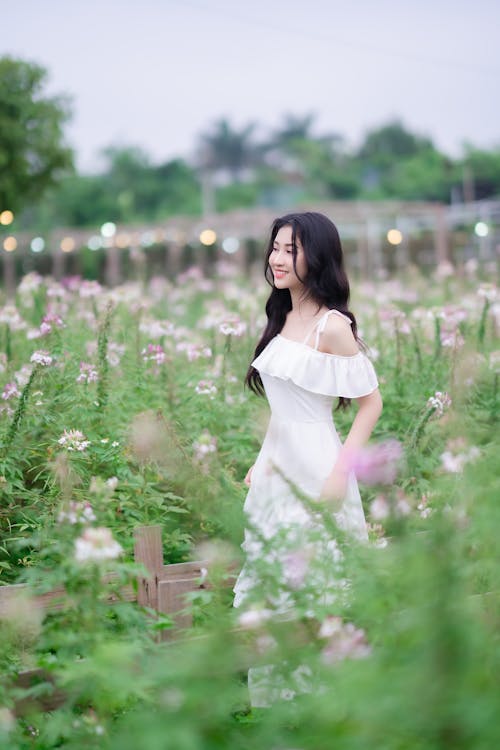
[244,465,254,487]
[319,469,348,509]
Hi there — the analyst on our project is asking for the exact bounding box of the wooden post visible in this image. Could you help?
[105,245,121,287]
[133,525,163,609]
[158,578,197,638]
[52,251,65,280]
[434,205,449,267]
[3,252,16,299]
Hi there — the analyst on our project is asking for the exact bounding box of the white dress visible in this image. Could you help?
[233,309,379,611]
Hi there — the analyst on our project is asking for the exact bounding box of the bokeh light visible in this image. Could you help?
[101,222,117,238]
[30,237,45,253]
[61,237,75,253]
[222,237,240,254]
[387,229,403,245]
[3,236,17,252]
[199,229,217,246]
[140,231,155,247]
[474,221,489,238]
[87,235,102,251]
[115,233,131,248]
[0,210,14,226]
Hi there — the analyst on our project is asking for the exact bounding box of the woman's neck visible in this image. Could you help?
[289,290,323,318]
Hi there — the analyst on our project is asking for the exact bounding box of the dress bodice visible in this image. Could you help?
[252,318,379,424]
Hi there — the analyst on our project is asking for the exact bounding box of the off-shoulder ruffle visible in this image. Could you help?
[252,335,379,398]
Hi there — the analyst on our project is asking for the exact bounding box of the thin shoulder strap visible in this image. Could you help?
[311,309,352,349]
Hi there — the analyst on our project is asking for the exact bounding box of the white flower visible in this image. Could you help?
[58,429,91,452]
[106,476,118,491]
[489,351,500,375]
[139,319,175,338]
[195,380,217,398]
[74,527,123,563]
[219,316,247,337]
[318,615,343,639]
[370,495,390,521]
[30,350,53,366]
[18,271,43,295]
[58,501,96,525]
[0,305,27,330]
[237,607,273,629]
[427,391,452,417]
[477,283,497,302]
[192,430,217,462]
[79,280,103,298]
[14,365,33,387]
[435,261,455,280]
[107,342,126,367]
[440,442,480,474]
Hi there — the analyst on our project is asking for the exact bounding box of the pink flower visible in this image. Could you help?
[30,350,53,366]
[427,391,452,417]
[2,383,20,401]
[370,494,390,520]
[440,329,465,348]
[219,315,247,337]
[320,618,371,665]
[79,280,103,298]
[193,430,217,462]
[347,440,403,486]
[39,312,65,336]
[76,362,99,384]
[58,429,91,452]
[282,548,311,589]
[142,343,166,366]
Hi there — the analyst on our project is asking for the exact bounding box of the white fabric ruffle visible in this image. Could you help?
[252,335,378,398]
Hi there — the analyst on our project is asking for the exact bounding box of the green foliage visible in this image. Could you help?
[0,56,73,214]
[0,263,499,749]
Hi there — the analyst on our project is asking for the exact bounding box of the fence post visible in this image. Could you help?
[133,525,163,610]
[158,578,196,639]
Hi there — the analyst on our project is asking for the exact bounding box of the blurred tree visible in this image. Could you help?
[458,146,500,201]
[196,118,262,182]
[358,119,434,167]
[0,56,73,214]
[263,113,355,201]
[356,120,452,199]
[376,148,454,202]
[28,148,201,228]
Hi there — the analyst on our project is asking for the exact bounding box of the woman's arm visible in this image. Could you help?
[320,389,383,505]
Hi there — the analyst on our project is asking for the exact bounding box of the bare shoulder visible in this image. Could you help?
[319,313,359,356]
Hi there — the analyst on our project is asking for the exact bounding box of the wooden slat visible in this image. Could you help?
[12,668,66,716]
[133,525,163,609]
[0,575,136,616]
[157,577,200,638]
[159,560,206,580]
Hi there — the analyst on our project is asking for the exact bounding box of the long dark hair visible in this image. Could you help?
[245,211,358,409]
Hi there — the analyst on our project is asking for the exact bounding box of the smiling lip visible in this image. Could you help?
[273,270,287,279]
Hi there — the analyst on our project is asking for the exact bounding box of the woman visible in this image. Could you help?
[233,212,382,612]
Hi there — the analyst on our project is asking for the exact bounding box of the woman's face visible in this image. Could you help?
[269,225,307,292]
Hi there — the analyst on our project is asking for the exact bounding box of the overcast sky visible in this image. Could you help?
[2,0,499,172]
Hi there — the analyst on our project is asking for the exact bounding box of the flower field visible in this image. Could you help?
[0,261,499,749]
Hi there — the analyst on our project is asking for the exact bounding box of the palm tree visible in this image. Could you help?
[196,118,262,183]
